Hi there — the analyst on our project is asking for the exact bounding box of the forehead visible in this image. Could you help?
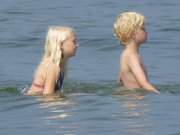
[138,23,145,28]
[68,32,76,40]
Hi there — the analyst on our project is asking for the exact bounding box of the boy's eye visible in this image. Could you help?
[141,27,146,31]
[73,39,77,44]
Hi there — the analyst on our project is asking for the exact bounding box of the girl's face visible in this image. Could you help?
[61,33,78,57]
[134,25,148,44]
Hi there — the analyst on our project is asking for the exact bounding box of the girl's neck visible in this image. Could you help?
[60,56,68,69]
[43,57,67,68]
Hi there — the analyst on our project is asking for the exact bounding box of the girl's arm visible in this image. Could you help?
[43,65,59,95]
[129,54,159,94]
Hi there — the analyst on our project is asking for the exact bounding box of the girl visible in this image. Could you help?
[26,26,78,95]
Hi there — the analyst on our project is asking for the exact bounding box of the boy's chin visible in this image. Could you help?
[144,37,148,42]
[140,39,147,44]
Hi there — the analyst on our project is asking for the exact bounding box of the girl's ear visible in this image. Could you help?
[60,43,64,59]
[59,43,64,49]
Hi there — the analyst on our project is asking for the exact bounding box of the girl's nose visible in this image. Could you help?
[76,44,79,48]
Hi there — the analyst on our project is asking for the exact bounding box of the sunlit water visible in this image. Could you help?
[0,0,180,135]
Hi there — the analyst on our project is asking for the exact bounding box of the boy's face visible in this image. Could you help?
[134,25,148,44]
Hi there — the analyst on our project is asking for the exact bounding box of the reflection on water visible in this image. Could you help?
[38,95,73,119]
[37,94,79,135]
[113,91,154,135]
[0,84,180,135]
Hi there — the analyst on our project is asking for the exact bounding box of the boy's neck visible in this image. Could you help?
[125,41,140,53]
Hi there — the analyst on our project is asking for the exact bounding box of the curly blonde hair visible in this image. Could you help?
[113,12,145,45]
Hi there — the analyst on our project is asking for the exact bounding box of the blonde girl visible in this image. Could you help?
[27,26,78,95]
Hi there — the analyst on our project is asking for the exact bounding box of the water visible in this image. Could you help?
[0,0,180,134]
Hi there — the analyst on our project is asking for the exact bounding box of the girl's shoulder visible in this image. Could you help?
[36,59,59,77]
[43,59,60,73]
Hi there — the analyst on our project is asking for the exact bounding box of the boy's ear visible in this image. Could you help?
[132,31,137,40]
[132,33,135,40]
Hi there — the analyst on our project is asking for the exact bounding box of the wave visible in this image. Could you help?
[1,82,180,96]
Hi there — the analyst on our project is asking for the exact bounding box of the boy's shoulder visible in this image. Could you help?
[120,50,141,65]
[121,50,138,58]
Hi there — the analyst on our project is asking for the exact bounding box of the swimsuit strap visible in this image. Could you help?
[55,71,64,92]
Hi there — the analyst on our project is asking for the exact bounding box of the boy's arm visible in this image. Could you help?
[140,57,149,81]
[129,54,159,94]
[117,57,123,85]
[117,59,121,84]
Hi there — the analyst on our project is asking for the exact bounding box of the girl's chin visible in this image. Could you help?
[65,52,76,58]
[68,53,76,57]
[71,53,76,57]
[71,51,77,57]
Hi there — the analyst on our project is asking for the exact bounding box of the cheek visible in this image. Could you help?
[139,31,147,40]
[135,31,147,43]
[144,31,147,37]
[135,31,141,39]
[63,45,70,54]
[64,44,76,55]
[71,45,77,54]
[144,32,148,40]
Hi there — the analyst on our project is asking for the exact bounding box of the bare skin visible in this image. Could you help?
[27,33,78,95]
[117,26,159,94]
[26,59,59,95]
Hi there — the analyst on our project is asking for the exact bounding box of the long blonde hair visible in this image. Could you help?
[42,26,75,74]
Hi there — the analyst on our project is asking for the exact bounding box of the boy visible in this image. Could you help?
[113,12,159,94]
